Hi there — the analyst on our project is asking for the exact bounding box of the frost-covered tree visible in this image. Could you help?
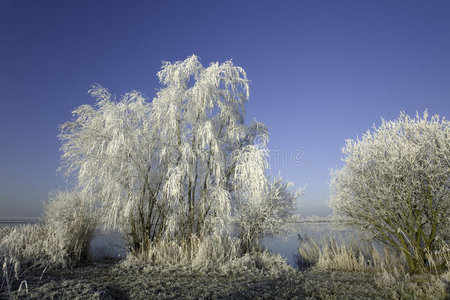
[330,111,449,273]
[232,145,301,252]
[59,86,160,252]
[59,55,299,256]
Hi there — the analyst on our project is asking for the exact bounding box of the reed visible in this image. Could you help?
[297,233,450,299]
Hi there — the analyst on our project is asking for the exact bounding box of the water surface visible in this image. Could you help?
[262,222,352,266]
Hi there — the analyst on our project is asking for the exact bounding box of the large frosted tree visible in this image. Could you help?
[59,55,299,255]
[330,111,449,273]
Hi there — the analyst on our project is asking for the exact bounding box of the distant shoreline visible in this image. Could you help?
[0,217,39,223]
[0,217,345,224]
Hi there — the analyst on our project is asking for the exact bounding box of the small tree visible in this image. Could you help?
[232,145,302,252]
[59,86,159,253]
[330,111,449,273]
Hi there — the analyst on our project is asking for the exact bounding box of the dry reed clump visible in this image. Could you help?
[1,254,20,298]
[374,269,448,300]
[44,190,99,262]
[1,190,100,298]
[218,250,294,276]
[123,233,293,276]
[297,233,450,299]
[1,191,99,272]
[0,224,67,270]
[124,233,240,268]
[0,224,66,298]
[0,227,13,241]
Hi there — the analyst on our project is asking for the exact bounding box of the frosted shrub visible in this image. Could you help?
[44,190,99,262]
[330,111,449,273]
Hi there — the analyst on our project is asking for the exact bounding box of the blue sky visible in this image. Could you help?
[1,0,449,217]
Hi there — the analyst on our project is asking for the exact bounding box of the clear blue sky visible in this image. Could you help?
[1,0,449,217]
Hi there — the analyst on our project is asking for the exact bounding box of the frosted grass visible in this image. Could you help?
[263,221,361,266]
[0,220,374,266]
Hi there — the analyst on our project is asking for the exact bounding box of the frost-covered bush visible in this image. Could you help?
[44,190,99,262]
[330,111,449,273]
[59,55,301,261]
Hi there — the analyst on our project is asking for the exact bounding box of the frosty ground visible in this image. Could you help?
[3,259,411,300]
